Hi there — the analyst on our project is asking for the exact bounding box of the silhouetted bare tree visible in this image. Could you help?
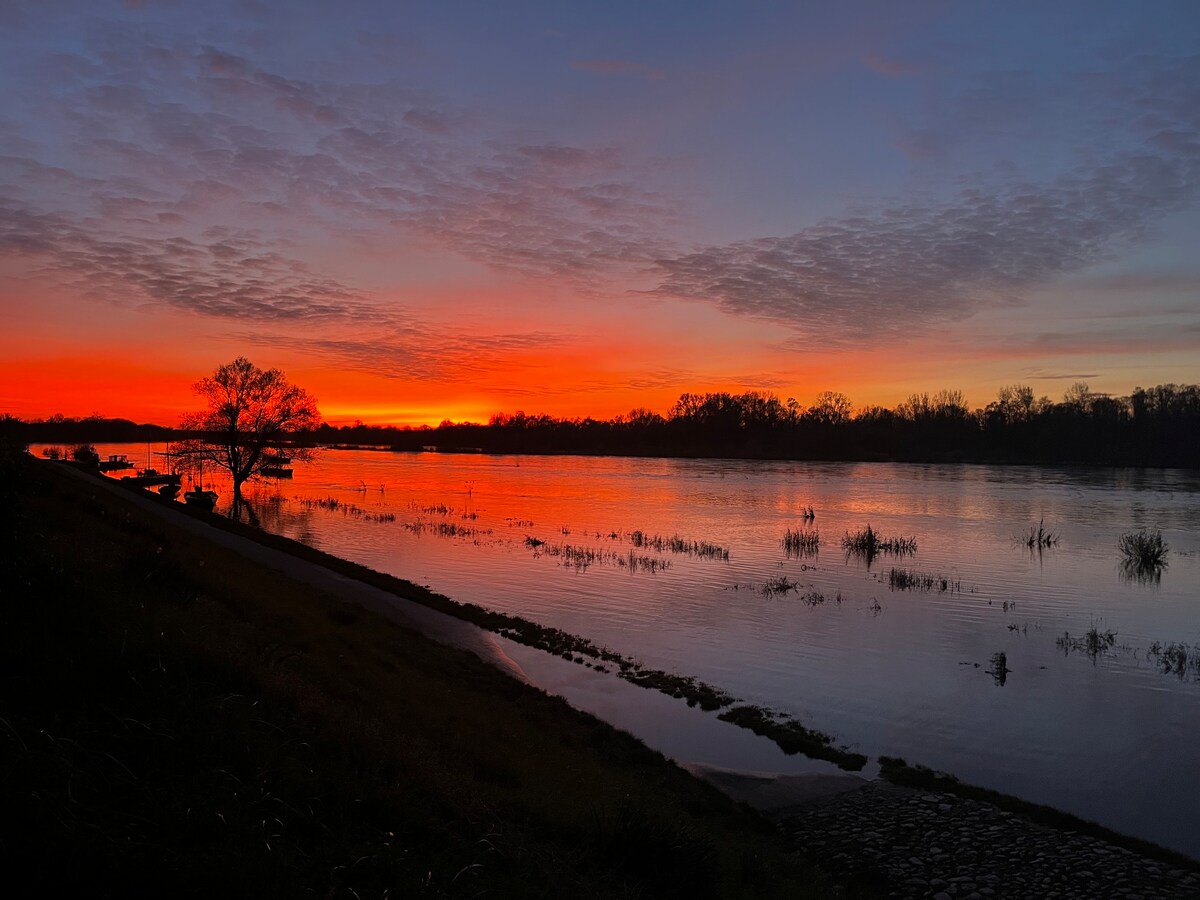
[180,357,320,498]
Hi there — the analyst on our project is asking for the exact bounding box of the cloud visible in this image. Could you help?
[0,194,381,323]
[571,59,663,80]
[1018,369,1101,382]
[649,53,1200,342]
[239,327,566,384]
[2,13,1198,356]
[0,28,680,319]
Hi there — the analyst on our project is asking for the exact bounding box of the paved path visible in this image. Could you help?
[65,466,531,683]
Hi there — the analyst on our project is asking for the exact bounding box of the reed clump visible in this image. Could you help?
[761,576,800,597]
[628,529,730,561]
[1056,624,1117,661]
[525,538,671,574]
[299,496,396,522]
[1147,641,1200,679]
[782,528,820,556]
[888,568,961,593]
[405,521,486,538]
[988,651,1009,686]
[841,524,916,559]
[1118,529,1169,569]
[1024,519,1059,549]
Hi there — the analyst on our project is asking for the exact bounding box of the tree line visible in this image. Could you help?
[9,380,1199,469]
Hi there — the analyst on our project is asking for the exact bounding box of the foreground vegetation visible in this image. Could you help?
[0,453,854,898]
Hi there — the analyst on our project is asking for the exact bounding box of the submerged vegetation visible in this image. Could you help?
[1147,641,1200,679]
[629,529,730,560]
[887,568,962,593]
[1024,519,1059,550]
[987,651,1010,686]
[528,540,672,574]
[403,520,489,539]
[297,495,396,522]
[761,575,800,597]
[1118,528,1166,571]
[782,527,820,556]
[1056,623,1118,661]
[841,524,917,562]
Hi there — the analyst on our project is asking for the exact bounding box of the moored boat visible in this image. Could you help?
[184,486,218,510]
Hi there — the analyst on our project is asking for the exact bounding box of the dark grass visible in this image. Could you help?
[0,454,847,898]
[877,757,1200,873]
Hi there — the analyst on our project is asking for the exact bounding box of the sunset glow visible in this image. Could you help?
[2,2,1198,425]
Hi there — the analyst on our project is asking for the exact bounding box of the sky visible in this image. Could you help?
[1,0,1198,426]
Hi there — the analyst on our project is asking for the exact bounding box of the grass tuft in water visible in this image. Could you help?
[1118,528,1168,573]
[782,528,820,557]
[841,524,916,562]
[1024,519,1059,549]
[1056,623,1117,662]
[887,568,961,593]
[987,651,1009,686]
[761,576,800,597]
[1147,641,1200,679]
[628,529,730,561]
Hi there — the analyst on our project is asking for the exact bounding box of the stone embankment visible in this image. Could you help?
[780,781,1198,900]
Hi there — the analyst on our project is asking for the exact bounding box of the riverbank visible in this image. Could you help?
[0,452,851,898]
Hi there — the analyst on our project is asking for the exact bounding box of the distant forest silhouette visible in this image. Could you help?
[9,382,1199,468]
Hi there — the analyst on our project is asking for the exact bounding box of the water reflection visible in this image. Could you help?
[1118,558,1166,585]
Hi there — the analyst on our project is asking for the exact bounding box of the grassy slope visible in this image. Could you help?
[0,454,862,899]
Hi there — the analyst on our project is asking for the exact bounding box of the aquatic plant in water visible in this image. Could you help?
[887,568,961,593]
[761,576,800,597]
[1024,519,1059,550]
[298,496,396,522]
[987,651,1009,686]
[628,529,730,561]
[841,524,917,562]
[1118,529,1168,580]
[781,528,820,556]
[1056,623,1117,662]
[1147,641,1200,679]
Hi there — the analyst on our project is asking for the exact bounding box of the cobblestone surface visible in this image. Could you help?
[779,782,1199,899]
